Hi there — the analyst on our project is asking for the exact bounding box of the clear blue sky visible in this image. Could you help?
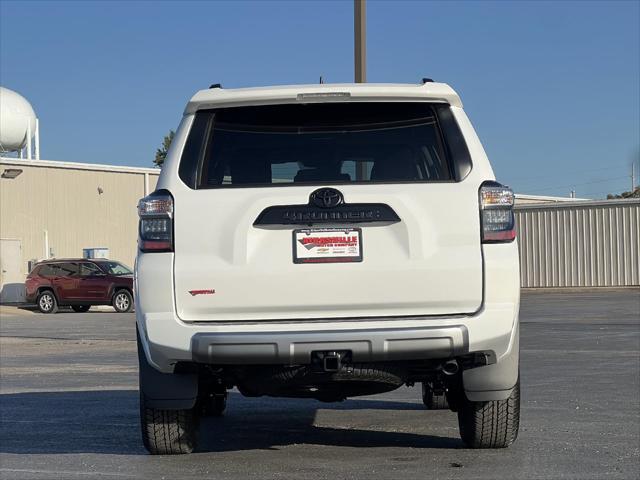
[1,0,638,198]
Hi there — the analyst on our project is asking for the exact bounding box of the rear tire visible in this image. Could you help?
[72,305,90,313]
[421,381,449,409]
[457,377,520,448]
[113,289,133,313]
[140,392,198,455]
[37,291,58,314]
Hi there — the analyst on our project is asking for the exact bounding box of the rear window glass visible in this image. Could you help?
[38,264,56,277]
[39,263,77,277]
[179,103,468,189]
[56,263,78,276]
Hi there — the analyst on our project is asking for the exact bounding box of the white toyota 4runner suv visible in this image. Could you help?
[135,81,520,454]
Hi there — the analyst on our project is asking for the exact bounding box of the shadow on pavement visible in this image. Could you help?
[14,305,124,314]
[0,390,460,455]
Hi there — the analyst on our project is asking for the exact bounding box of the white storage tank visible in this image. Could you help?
[0,86,37,152]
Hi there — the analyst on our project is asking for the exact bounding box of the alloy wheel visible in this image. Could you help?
[39,294,53,312]
[115,293,130,311]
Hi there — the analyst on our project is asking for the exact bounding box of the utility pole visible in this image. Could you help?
[632,162,636,191]
[354,0,366,180]
[354,0,366,84]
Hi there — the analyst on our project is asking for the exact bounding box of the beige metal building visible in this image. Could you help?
[0,157,159,302]
[515,198,640,288]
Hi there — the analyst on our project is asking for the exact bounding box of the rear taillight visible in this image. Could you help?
[138,190,174,252]
[479,182,516,243]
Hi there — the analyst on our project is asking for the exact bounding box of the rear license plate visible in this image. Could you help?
[293,228,363,264]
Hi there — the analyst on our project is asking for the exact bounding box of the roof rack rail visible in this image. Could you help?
[422,78,434,84]
[209,83,222,89]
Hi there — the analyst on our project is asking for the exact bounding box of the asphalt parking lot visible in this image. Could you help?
[1,290,639,479]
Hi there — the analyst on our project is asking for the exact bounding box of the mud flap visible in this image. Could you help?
[137,328,198,409]
[463,323,519,402]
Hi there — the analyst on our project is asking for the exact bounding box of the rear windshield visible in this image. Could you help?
[179,103,471,189]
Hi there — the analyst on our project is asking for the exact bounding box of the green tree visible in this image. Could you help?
[154,130,175,167]
[606,186,640,199]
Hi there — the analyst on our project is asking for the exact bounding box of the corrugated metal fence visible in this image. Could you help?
[515,199,640,287]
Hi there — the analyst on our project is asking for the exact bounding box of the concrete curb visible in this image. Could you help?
[0,305,35,316]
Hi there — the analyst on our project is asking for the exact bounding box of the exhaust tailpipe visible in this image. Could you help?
[442,360,459,376]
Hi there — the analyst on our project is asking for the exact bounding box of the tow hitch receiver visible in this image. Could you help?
[311,350,352,373]
[324,353,341,372]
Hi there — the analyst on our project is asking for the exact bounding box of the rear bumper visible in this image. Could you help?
[138,303,518,372]
[135,242,521,400]
[138,309,519,402]
[191,325,469,365]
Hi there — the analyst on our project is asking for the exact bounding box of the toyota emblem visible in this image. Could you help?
[310,188,344,208]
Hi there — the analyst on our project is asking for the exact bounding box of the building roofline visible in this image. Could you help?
[2,159,631,209]
[0,157,161,175]
[515,193,590,202]
[515,197,639,210]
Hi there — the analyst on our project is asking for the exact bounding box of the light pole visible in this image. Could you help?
[355,0,366,84]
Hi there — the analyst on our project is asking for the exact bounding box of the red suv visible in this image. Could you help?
[25,259,134,314]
